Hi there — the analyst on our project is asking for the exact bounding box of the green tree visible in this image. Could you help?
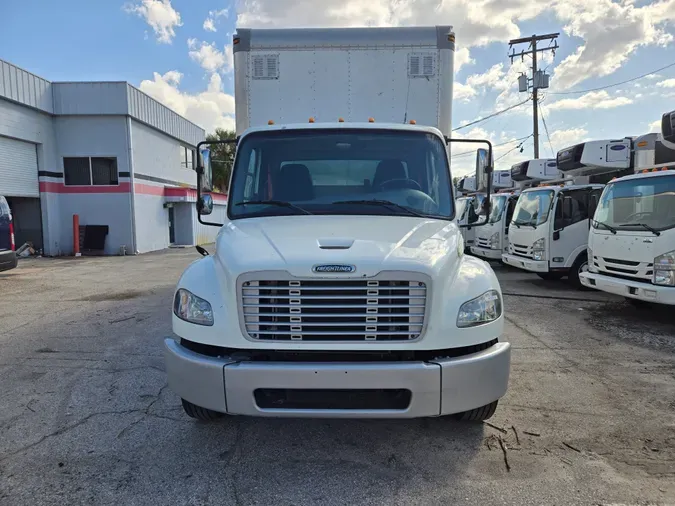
[205,128,236,193]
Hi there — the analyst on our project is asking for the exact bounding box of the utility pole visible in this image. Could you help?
[509,33,559,159]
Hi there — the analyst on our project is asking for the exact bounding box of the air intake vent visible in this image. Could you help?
[408,53,436,78]
[252,54,279,80]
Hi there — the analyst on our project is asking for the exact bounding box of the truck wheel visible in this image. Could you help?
[536,272,563,281]
[568,255,590,290]
[181,399,224,421]
[453,400,498,422]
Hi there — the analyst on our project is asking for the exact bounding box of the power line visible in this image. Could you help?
[495,137,532,162]
[450,134,533,159]
[539,104,554,157]
[452,98,531,132]
[548,61,675,95]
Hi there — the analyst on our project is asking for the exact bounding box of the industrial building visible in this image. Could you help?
[0,59,227,256]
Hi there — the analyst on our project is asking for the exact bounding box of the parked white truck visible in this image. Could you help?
[580,111,675,305]
[470,189,520,261]
[502,140,634,287]
[164,26,510,421]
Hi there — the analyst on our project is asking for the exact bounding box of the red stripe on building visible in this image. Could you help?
[39,182,132,193]
[39,181,228,204]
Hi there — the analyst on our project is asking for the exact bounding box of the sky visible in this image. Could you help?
[2,0,675,176]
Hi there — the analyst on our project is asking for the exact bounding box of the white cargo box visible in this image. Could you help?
[557,138,632,176]
[232,26,456,136]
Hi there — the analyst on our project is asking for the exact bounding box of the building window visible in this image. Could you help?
[64,157,119,186]
[180,146,195,169]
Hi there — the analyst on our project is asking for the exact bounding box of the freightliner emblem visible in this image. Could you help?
[313,264,356,273]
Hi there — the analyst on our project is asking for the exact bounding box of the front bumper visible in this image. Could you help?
[164,338,511,418]
[580,272,675,305]
[0,250,17,273]
[470,246,503,260]
[501,253,548,273]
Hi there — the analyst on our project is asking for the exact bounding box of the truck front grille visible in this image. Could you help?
[240,278,427,342]
[511,243,532,258]
[594,256,653,282]
[476,237,490,248]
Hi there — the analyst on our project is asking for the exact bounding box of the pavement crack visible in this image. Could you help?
[0,409,143,462]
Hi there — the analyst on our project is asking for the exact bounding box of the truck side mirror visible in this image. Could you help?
[197,194,214,215]
[198,147,213,192]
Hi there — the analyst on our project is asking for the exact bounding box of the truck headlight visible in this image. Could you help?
[490,232,500,249]
[532,238,545,261]
[653,250,675,287]
[587,246,597,273]
[457,290,502,328]
[173,288,214,326]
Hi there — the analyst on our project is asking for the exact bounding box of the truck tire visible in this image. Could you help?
[568,254,590,290]
[536,272,563,281]
[453,400,498,422]
[181,399,224,421]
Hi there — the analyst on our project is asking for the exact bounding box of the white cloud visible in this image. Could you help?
[455,47,474,73]
[203,8,229,32]
[124,0,182,44]
[235,0,547,47]
[656,78,675,88]
[547,90,633,111]
[139,71,235,133]
[551,0,674,89]
[549,127,589,151]
[649,120,661,132]
[187,39,233,73]
[454,82,477,102]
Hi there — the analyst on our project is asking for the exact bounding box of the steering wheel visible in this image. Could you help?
[376,178,423,192]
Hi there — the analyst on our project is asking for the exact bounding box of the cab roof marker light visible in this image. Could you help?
[309,117,315,123]
[368,117,375,123]
[268,120,274,125]
[409,120,417,125]
[338,117,344,122]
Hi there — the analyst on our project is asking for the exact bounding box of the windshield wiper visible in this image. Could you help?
[592,220,617,234]
[512,219,535,229]
[331,199,425,218]
[235,200,313,215]
[618,222,661,236]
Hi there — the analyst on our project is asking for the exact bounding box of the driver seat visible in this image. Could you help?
[372,159,406,190]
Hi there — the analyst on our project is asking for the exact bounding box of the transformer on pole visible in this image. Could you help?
[508,33,559,159]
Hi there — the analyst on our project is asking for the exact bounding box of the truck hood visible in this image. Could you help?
[589,229,673,263]
[215,215,462,278]
[505,224,546,248]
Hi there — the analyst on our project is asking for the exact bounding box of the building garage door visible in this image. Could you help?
[0,136,39,197]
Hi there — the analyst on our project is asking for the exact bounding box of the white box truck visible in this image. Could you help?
[581,111,675,305]
[164,26,510,422]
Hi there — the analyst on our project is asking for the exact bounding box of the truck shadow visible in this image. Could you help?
[186,416,487,504]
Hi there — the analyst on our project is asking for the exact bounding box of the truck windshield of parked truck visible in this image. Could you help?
[511,189,554,228]
[228,129,454,220]
[593,174,675,232]
[488,195,508,224]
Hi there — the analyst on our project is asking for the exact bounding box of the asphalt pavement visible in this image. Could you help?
[0,250,673,505]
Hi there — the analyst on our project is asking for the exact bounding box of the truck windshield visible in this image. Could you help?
[593,174,675,232]
[511,190,554,227]
[488,195,507,224]
[228,129,454,220]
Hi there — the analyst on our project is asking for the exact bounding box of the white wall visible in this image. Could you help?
[130,119,196,184]
[193,203,227,245]
[0,98,61,255]
[53,116,134,255]
[130,119,198,253]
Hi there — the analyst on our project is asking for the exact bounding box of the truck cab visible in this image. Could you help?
[163,25,510,422]
[457,191,485,251]
[502,183,603,286]
[580,110,675,305]
[470,189,519,261]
